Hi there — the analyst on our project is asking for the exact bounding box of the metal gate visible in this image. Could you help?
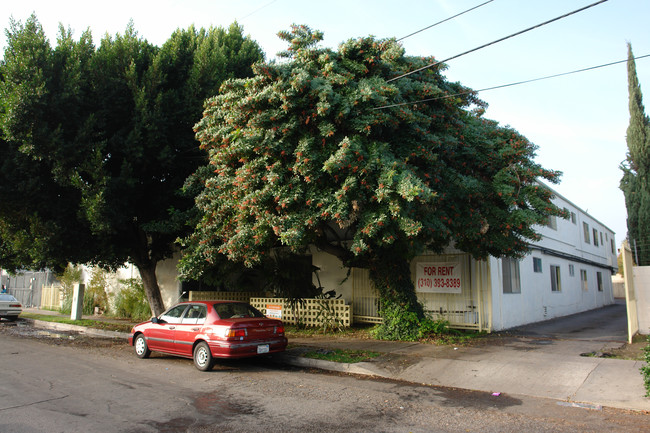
[350,254,492,331]
[351,268,382,324]
[1,270,56,308]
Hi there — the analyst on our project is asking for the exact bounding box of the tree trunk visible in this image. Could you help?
[136,262,166,317]
[368,256,425,340]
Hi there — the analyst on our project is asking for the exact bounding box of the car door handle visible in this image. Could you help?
[168,326,176,330]
[192,327,200,331]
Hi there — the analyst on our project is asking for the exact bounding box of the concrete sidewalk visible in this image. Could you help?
[21,308,650,412]
[278,335,649,412]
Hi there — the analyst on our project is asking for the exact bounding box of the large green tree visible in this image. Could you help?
[185,26,563,338]
[0,17,97,271]
[621,42,650,265]
[0,15,264,315]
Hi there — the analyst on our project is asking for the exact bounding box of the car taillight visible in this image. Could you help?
[274,325,284,335]
[226,328,247,338]
[9,303,21,308]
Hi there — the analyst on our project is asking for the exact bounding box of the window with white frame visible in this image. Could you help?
[583,222,590,244]
[502,257,521,294]
[593,228,599,246]
[569,264,575,277]
[611,239,615,254]
[533,257,542,273]
[580,269,588,291]
[550,265,561,292]
[571,212,576,224]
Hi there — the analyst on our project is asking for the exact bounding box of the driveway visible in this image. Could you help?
[508,300,628,342]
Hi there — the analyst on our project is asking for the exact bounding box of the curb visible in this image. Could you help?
[26,318,131,339]
[273,351,388,378]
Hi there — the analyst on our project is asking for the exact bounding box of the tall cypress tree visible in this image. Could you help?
[621,43,650,264]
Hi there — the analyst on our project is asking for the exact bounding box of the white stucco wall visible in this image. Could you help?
[490,188,616,331]
[82,252,182,311]
[310,247,354,300]
[491,254,615,330]
[633,266,650,335]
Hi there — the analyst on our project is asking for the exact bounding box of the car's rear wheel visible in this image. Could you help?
[193,341,214,371]
[134,334,151,359]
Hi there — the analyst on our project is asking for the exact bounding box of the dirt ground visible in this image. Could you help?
[605,335,648,361]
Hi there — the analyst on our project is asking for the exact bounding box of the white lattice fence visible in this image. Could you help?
[188,291,265,302]
[250,298,351,328]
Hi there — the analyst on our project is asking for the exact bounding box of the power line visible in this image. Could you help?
[239,0,279,21]
[396,0,495,42]
[374,54,650,111]
[386,0,609,83]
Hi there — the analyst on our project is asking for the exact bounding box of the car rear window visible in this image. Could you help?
[214,303,265,319]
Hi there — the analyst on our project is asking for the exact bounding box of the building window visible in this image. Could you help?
[593,229,599,246]
[580,269,588,291]
[502,258,521,294]
[533,257,542,273]
[583,222,590,244]
[600,232,604,246]
[597,272,603,292]
[569,264,575,277]
[611,239,615,254]
[571,212,576,224]
[550,265,561,292]
[546,215,557,230]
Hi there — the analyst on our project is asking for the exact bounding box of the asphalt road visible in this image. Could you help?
[1,320,648,433]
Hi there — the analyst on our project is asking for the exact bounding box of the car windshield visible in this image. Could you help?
[214,303,265,319]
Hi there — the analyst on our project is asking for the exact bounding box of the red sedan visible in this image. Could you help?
[128,300,288,371]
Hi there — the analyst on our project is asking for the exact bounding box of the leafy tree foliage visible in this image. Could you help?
[621,43,650,265]
[0,15,263,315]
[0,17,97,271]
[186,25,563,338]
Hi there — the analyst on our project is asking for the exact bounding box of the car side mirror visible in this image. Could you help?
[151,317,159,324]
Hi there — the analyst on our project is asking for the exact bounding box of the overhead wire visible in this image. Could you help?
[386,0,609,83]
[239,0,279,21]
[373,54,650,110]
[396,0,495,42]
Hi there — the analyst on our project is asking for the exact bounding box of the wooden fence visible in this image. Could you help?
[40,285,63,310]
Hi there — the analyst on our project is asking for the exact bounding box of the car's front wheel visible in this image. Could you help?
[193,341,214,371]
[134,334,151,359]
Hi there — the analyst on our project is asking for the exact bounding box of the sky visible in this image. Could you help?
[1,0,649,245]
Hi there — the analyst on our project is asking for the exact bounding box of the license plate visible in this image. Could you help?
[257,344,270,354]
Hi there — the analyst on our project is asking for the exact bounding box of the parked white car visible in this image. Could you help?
[0,294,22,321]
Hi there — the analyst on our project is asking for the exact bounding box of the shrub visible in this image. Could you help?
[418,317,452,337]
[371,303,422,341]
[112,278,151,322]
[642,335,650,397]
[84,268,110,315]
[314,295,345,333]
[59,265,83,314]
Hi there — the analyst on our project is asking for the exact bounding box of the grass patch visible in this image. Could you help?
[299,347,383,363]
[20,313,134,333]
[424,330,489,346]
[284,323,487,346]
[285,323,375,339]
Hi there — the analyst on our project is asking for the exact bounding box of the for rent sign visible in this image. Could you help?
[416,262,462,294]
